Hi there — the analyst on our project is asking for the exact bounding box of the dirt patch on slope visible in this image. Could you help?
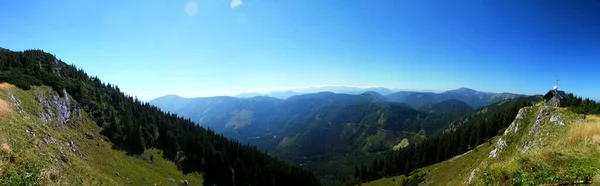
[0,82,15,89]
[1,137,10,154]
[0,99,12,119]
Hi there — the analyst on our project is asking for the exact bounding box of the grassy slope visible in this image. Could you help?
[0,84,202,185]
[365,103,600,186]
[363,140,497,186]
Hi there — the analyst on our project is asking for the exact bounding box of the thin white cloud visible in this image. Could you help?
[185,1,198,16]
[231,0,243,9]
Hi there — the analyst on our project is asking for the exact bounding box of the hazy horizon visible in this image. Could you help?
[1,0,598,100]
[151,85,522,100]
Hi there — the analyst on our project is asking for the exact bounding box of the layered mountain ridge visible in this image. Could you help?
[150,88,527,182]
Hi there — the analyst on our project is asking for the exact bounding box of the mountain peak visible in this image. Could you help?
[153,94,183,100]
[443,87,480,95]
[360,91,388,102]
[361,91,383,96]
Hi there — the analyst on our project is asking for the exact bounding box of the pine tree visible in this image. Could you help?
[354,166,360,179]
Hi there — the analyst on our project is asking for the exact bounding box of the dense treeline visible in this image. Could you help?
[567,93,600,115]
[0,48,320,186]
[351,97,539,184]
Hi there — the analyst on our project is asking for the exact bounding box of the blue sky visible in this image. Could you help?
[1,0,599,100]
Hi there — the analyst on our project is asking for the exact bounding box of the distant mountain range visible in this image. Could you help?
[386,87,524,109]
[150,87,526,178]
[150,88,524,136]
[232,86,430,99]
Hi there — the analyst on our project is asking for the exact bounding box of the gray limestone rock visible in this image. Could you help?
[9,93,23,113]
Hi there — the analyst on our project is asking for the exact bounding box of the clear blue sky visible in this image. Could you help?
[1,0,599,100]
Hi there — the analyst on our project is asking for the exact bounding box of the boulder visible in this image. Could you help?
[85,133,94,140]
[60,154,68,163]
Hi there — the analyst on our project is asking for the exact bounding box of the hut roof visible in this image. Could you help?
[544,90,568,100]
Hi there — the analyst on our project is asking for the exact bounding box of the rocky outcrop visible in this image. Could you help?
[53,58,61,76]
[72,106,83,122]
[521,107,549,152]
[550,114,564,126]
[54,89,71,125]
[36,89,73,127]
[60,154,69,163]
[37,93,54,124]
[488,106,532,158]
[9,93,23,113]
[467,167,479,184]
[504,107,529,135]
[484,105,572,169]
[489,138,507,158]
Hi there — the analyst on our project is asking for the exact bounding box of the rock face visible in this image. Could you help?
[467,167,479,184]
[487,105,573,164]
[489,138,507,158]
[9,93,23,113]
[489,106,533,158]
[521,107,549,152]
[504,107,528,135]
[53,58,61,75]
[37,93,54,124]
[36,89,74,127]
[72,106,83,122]
[54,89,71,125]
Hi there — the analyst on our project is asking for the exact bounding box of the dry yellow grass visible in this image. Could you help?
[0,82,15,89]
[1,138,10,154]
[0,99,13,119]
[586,114,600,122]
[563,116,600,147]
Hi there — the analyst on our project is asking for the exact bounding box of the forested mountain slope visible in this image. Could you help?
[0,48,320,186]
[418,99,474,113]
[363,97,600,186]
[0,84,203,185]
[351,96,541,185]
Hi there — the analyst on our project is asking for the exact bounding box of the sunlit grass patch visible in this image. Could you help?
[563,119,600,149]
[0,83,15,89]
[0,85,203,185]
[0,99,12,119]
[481,111,600,185]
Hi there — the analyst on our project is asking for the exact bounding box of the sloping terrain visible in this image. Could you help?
[0,84,202,185]
[418,99,474,113]
[365,103,600,186]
